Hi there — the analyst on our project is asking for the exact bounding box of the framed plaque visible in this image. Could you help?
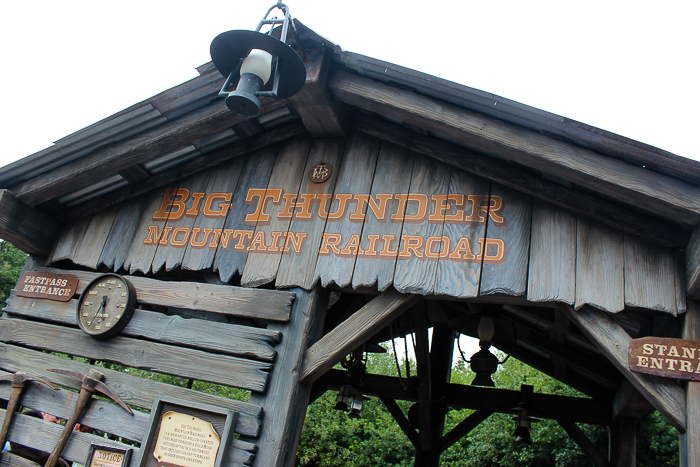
[84,445,132,467]
[134,396,238,467]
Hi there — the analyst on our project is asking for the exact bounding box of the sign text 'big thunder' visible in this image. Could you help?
[143,188,509,263]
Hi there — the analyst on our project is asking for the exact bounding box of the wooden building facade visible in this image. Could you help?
[0,18,698,467]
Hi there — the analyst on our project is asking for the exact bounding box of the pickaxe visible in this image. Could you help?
[45,369,133,467]
[0,371,59,447]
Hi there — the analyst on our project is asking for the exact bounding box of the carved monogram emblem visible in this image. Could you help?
[310,163,331,183]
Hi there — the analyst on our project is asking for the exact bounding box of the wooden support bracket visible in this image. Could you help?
[559,303,686,431]
[300,289,418,384]
[0,190,59,255]
[558,420,611,467]
[380,397,419,448]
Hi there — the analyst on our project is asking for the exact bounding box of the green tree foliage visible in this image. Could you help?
[0,241,28,308]
[298,345,679,466]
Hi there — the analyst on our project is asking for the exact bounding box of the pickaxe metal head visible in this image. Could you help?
[47,368,133,415]
[0,371,59,390]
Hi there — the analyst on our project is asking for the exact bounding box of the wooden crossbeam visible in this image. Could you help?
[380,397,419,448]
[558,420,611,467]
[330,70,700,227]
[300,289,418,383]
[354,115,689,249]
[559,303,686,431]
[439,410,492,453]
[0,190,59,255]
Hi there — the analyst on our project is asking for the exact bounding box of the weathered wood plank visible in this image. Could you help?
[0,451,42,467]
[355,115,690,250]
[314,133,380,288]
[5,292,281,361]
[241,136,312,287]
[480,183,532,296]
[301,289,419,383]
[685,226,700,300]
[11,97,286,208]
[330,70,700,226]
[0,318,271,392]
[393,155,451,295]
[181,158,245,271]
[624,235,677,314]
[36,267,294,322]
[527,199,576,303]
[151,171,212,273]
[433,168,490,298]
[72,205,118,269]
[98,195,150,270]
[242,286,330,467]
[276,139,346,289]
[559,303,686,431]
[0,190,59,256]
[213,149,277,282]
[681,300,700,465]
[352,143,415,291]
[676,251,687,314]
[0,343,262,437]
[47,216,91,265]
[574,218,625,313]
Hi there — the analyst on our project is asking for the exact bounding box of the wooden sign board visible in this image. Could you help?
[135,396,238,467]
[15,271,78,302]
[629,336,700,381]
[84,445,132,467]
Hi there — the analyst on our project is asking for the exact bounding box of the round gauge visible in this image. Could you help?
[76,274,136,338]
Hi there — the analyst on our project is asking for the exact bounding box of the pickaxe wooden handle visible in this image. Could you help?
[0,371,58,447]
[44,369,133,467]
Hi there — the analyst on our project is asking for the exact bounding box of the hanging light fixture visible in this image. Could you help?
[348,395,369,419]
[334,385,352,412]
[210,2,306,117]
[512,385,539,443]
[466,316,509,387]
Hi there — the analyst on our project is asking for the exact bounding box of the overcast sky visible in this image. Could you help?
[0,1,697,170]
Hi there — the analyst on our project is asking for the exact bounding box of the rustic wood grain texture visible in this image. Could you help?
[676,251,687,314]
[276,138,346,289]
[329,70,700,226]
[5,292,281,361]
[301,289,419,383]
[98,195,150,270]
[241,136,312,287]
[574,218,625,313]
[355,115,689,250]
[559,303,686,431]
[434,168,490,297]
[0,451,43,467]
[624,235,677,314]
[72,205,118,269]
[681,300,700,465]
[0,343,262,437]
[392,155,451,295]
[181,157,245,271]
[685,226,700,300]
[123,187,178,274]
[36,266,295,321]
[480,183,532,296]
[47,216,91,265]
[0,318,271,392]
[0,190,59,256]
[527,199,576,303]
[352,143,415,291]
[314,133,380,288]
[214,148,277,282]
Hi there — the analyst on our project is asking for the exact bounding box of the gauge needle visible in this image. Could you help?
[92,295,108,323]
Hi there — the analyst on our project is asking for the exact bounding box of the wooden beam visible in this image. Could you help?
[681,300,700,466]
[0,190,59,255]
[612,379,653,421]
[558,420,611,467]
[685,226,700,299]
[380,397,419,448]
[330,70,700,226]
[10,96,289,207]
[354,115,689,249]
[609,419,638,467]
[300,289,418,383]
[413,307,433,452]
[288,48,348,138]
[559,304,686,431]
[315,370,611,426]
[65,120,306,220]
[439,410,492,453]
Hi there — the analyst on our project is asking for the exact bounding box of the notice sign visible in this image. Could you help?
[85,445,132,467]
[153,412,220,467]
[16,271,78,302]
[629,337,700,381]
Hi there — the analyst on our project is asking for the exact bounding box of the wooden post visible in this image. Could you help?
[609,419,637,466]
[241,285,330,467]
[681,300,700,466]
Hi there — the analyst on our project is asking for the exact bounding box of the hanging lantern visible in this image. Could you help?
[334,385,352,412]
[467,316,508,386]
[348,395,369,419]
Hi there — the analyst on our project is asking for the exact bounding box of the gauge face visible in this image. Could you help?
[77,274,136,338]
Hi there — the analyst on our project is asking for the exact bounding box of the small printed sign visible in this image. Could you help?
[629,336,700,381]
[15,271,78,302]
[153,411,221,467]
[84,445,132,467]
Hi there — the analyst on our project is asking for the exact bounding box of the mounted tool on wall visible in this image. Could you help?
[0,372,59,447]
